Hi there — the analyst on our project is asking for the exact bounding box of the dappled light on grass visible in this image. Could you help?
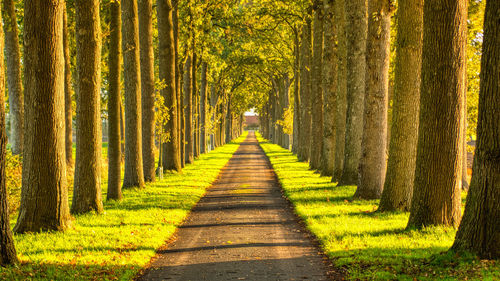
[257,134,499,280]
[0,132,248,281]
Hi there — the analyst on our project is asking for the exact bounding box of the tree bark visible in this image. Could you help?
[2,0,23,155]
[379,0,423,211]
[200,62,207,154]
[107,0,123,201]
[183,55,194,164]
[193,53,200,158]
[14,0,71,233]
[72,0,103,214]
[158,0,181,172]
[63,4,73,166]
[332,0,347,182]
[139,0,156,182]
[451,0,500,259]
[173,3,182,165]
[407,0,466,229]
[298,19,312,162]
[355,0,392,199]
[0,5,18,264]
[310,1,324,170]
[122,0,145,188]
[339,0,367,186]
[320,0,337,176]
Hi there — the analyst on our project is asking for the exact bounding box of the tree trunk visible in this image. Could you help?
[0,5,18,264]
[184,55,194,164]
[407,0,466,229]
[63,4,73,166]
[173,3,182,165]
[14,0,71,233]
[379,0,423,211]
[122,0,145,188]
[2,0,23,155]
[139,0,156,182]
[355,0,392,199]
[72,0,103,214]
[320,0,337,177]
[158,0,181,172]
[200,62,207,154]
[451,0,500,259]
[107,0,123,201]
[192,53,200,158]
[339,0,367,186]
[120,102,125,161]
[310,1,324,170]
[292,28,300,154]
[332,0,347,182]
[298,19,312,162]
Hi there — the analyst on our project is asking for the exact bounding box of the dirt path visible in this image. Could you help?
[138,132,336,280]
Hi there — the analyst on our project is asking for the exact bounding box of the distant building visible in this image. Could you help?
[244,115,260,130]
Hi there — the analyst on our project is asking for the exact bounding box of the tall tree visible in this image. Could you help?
[173,3,182,166]
[339,0,367,185]
[2,0,23,155]
[193,53,200,158]
[0,5,18,264]
[321,0,337,176]
[158,0,181,172]
[139,0,156,182]
[72,0,103,214]
[379,0,423,211]
[183,55,194,164]
[298,19,312,162]
[452,0,500,259]
[200,62,208,154]
[122,0,145,188]
[310,1,324,171]
[407,0,467,229]
[332,0,347,182]
[14,0,71,233]
[107,0,123,201]
[355,0,393,199]
[63,3,73,165]
[292,28,300,155]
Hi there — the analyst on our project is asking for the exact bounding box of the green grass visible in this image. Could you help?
[257,133,499,280]
[0,132,247,281]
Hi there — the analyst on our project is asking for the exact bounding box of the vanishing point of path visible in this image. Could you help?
[139,132,336,281]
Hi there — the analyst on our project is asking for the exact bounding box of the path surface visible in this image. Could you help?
[139,132,334,280]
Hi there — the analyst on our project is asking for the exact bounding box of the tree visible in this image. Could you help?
[451,0,500,259]
[321,0,337,177]
[355,0,393,199]
[122,0,145,188]
[158,0,181,172]
[72,0,104,214]
[183,55,194,164]
[339,0,367,185]
[379,0,423,211]
[63,3,73,166]
[298,19,312,162]
[200,62,208,154]
[309,1,324,171]
[14,0,71,233]
[0,5,18,264]
[407,0,467,229]
[332,0,347,182]
[2,0,23,155]
[139,0,156,182]
[107,0,123,201]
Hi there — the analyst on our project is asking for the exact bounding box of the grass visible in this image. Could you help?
[257,133,499,280]
[0,131,248,281]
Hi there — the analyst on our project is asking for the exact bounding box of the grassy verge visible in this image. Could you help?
[257,134,499,280]
[1,132,247,281]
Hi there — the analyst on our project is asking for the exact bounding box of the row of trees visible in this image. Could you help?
[260,0,498,259]
[0,0,254,265]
